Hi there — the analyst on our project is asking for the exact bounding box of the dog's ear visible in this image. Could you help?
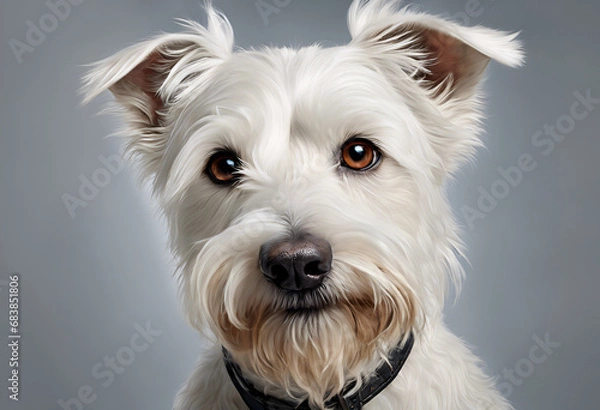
[348,0,524,173]
[348,0,524,97]
[81,6,233,180]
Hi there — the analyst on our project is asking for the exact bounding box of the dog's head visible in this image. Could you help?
[83,0,523,406]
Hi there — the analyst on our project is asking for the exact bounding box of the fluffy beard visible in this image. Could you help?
[179,213,418,409]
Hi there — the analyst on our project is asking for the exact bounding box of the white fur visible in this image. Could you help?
[83,1,524,409]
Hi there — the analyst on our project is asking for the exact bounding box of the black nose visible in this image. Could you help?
[259,234,332,291]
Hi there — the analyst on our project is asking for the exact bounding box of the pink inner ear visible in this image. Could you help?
[407,27,489,94]
[123,52,165,124]
[105,40,198,127]
[420,29,468,86]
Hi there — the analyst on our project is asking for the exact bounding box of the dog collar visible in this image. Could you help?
[223,332,414,410]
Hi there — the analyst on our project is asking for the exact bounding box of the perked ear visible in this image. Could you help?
[81,4,233,180]
[348,0,524,98]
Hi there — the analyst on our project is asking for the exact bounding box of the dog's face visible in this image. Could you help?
[84,0,523,406]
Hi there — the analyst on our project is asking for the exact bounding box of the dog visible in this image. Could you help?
[82,1,524,408]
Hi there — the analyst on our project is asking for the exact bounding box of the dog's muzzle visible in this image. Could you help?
[259,234,332,292]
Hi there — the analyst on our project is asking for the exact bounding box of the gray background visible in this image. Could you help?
[0,0,598,409]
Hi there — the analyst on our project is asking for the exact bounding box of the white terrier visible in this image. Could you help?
[83,1,524,409]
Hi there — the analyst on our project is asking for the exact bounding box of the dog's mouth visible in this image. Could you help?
[272,286,336,313]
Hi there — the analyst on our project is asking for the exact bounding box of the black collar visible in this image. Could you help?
[223,332,414,410]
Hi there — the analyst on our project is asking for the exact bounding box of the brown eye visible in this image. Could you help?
[206,151,241,185]
[341,138,380,171]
